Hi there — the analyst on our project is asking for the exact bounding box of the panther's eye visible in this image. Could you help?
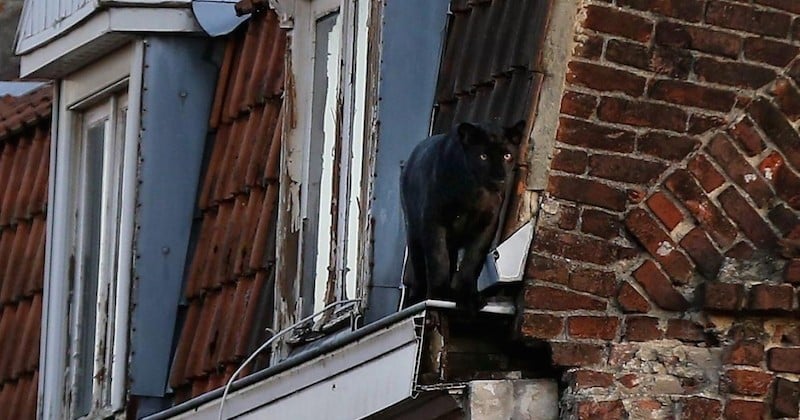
[479,153,488,161]
[503,153,513,161]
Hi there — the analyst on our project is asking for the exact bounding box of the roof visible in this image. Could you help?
[168,9,286,402]
[0,83,52,420]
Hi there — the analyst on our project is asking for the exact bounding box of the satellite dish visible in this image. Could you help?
[192,0,251,37]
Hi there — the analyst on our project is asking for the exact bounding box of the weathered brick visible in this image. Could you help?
[575,34,604,60]
[625,316,664,341]
[619,0,704,21]
[580,208,621,240]
[588,154,666,185]
[573,370,614,389]
[706,1,791,37]
[768,204,799,235]
[695,57,776,89]
[571,267,617,297]
[551,342,605,367]
[773,377,800,418]
[525,285,607,311]
[704,282,745,311]
[520,313,564,339]
[794,17,800,42]
[584,5,654,43]
[649,79,737,112]
[778,324,800,345]
[647,192,683,231]
[605,39,651,71]
[618,281,651,313]
[666,319,706,342]
[682,397,722,420]
[680,227,723,278]
[551,148,587,175]
[745,38,800,68]
[655,21,741,58]
[561,91,598,118]
[748,98,800,171]
[598,97,687,132]
[774,157,800,210]
[547,176,628,212]
[755,0,800,14]
[706,134,773,208]
[723,340,765,366]
[556,117,636,153]
[526,254,569,284]
[770,78,800,122]
[626,210,694,284]
[785,259,800,284]
[687,154,725,193]
[632,260,690,310]
[577,400,627,420]
[724,399,765,420]
[558,204,580,230]
[769,347,800,373]
[724,369,773,396]
[665,170,738,248]
[726,242,756,260]
[568,316,620,340]
[688,113,725,134]
[567,61,647,97]
[749,284,795,312]
[728,117,766,157]
[652,46,693,79]
[718,187,779,249]
[637,132,699,162]
[533,228,622,266]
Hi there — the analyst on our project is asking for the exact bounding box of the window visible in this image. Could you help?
[67,92,128,418]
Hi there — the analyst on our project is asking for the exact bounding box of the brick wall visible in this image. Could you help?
[521,1,800,418]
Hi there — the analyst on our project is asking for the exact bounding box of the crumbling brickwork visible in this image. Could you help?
[520,1,800,418]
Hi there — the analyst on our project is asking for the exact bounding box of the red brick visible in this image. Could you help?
[598,97,687,132]
[652,46,693,79]
[556,117,636,153]
[625,316,664,341]
[567,62,647,97]
[728,117,766,157]
[773,157,800,211]
[520,313,564,339]
[584,5,654,43]
[688,113,725,135]
[580,209,621,241]
[637,132,699,162]
[568,316,620,340]
[575,34,604,60]
[626,210,694,284]
[632,260,690,310]
[551,342,605,367]
[655,21,741,58]
[686,154,725,193]
[770,78,800,122]
[724,369,773,396]
[785,259,800,284]
[726,242,756,260]
[561,91,597,118]
[649,79,737,112]
[577,400,626,420]
[547,176,628,212]
[706,134,773,208]
[769,347,800,373]
[718,187,779,249]
[666,319,706,343]
[605,39,651,70]
[682,397,722,420]
[745,38,800,68]
[618,282,650,313]
[704,282,745,311]
[724,400,765,420]
[558,204,580,230]
[571,267,617,297]
[552,148,587,175]
[588,154,666,185]
[525,285,606,311]
[756,0,800,13]
[695,57,776,89]
[647,192,682,231]
[772,377,800,418]
[749,284,795,311]
[748,98,800,171]
[680,227,724,278]
[723,340,765,366]
[526,254,569,284]
[619,0,704,21]
[665,170,738,248]
[573,370,613,389]
[706,1,791,37]
[768,204,799,235]
[533,228,623,266]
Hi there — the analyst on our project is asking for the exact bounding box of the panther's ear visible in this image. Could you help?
[457,122,481,145]
[505,120,527,145]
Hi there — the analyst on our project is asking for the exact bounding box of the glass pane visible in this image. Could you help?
[75,119,105,418]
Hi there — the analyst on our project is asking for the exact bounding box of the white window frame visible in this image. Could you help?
[40,42,142,420]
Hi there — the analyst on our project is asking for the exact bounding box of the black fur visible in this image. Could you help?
[400,121,525,311]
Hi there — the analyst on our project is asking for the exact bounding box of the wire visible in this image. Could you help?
[217,299,361,420]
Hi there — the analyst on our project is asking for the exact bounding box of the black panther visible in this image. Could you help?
[400,121,525,311]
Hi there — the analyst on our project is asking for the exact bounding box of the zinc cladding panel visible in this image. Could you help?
[0,85,52,420]
[167,10,286,403]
